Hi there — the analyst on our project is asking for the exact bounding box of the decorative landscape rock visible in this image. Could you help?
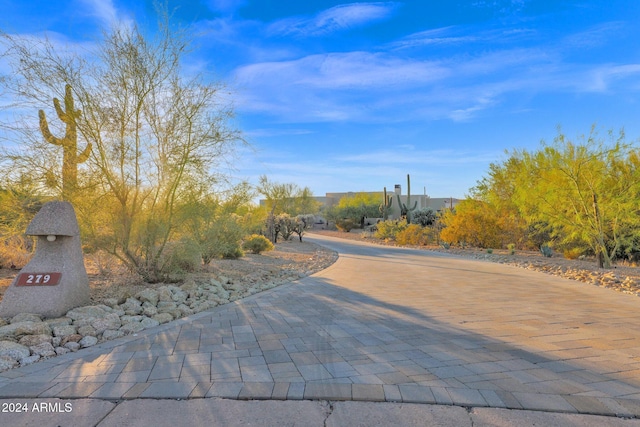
[120,321,144,335]
[19,355,41,367]
[52,324,78,338]
[66,305,109,321]
[18,334,53,347]
[55,347,70,356]
[0,241,339,373]
[79,336,98,348]
[0,321,51,341]
[0,357,18,372]
[11,313,43,324]
[135,289,159,306]
[140,317,159,329]
[152,313,174,324]
[0,201,90,318]
[91,313,121,334]
[102,330,125,340]
[29,342,56,358]
[0,341,30,360]
[61,334,82,345]
[63,342,81,352]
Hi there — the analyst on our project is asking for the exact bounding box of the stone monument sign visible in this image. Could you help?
[0,201,90,318]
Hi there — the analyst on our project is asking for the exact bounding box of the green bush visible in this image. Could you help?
[540,244,553,257]
[200,214,246,263]
[243,234,274,254]
[335,218,357,232]
[412,208,436,227]
[507,243,516,255]
[159,238,202,282]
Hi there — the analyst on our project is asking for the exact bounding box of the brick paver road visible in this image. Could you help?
[1,233,640,417]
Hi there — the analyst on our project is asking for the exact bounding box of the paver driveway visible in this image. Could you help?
[1,233,640,417]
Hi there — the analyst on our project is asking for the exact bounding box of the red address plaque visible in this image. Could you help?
[16,272,62,286]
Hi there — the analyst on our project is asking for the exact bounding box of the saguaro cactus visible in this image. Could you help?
[396,174,417,224]
[39,84,91,200]
[379,187,393,220]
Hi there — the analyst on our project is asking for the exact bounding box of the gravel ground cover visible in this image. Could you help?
[0,240,337,372]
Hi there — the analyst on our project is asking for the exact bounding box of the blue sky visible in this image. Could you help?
[2,0,640,199]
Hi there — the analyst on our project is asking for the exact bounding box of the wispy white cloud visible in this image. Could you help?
[268,2,400,37]
[585,64,640,92]
[389,25,538,50]
[237,51,447,88]
[389,27,479,49]
[77,0,132,29]
[232,45,570,123]
[561,21,625,49]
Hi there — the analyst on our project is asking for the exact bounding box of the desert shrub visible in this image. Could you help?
[507,243,516,255]
[540,244,553,257]
[268,213,309,241]
[374,220,407,240]
[487,248,493,254]
[563,247,583,260]
[0,235,33,269]
[296,214,316,229]
[275,213,297,240]
[335,218,357,232]
[439,199,506,248]
[85,250,122,276]
[238,210,267,235]
[242,234,274,254]
[158,238,202,282]
[200,214,246,263]
[326,192,381,228]
[395,224,429,246]
[412,208,436,227]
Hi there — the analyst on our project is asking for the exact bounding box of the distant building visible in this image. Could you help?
[260,184,460,220]
[323,185,460,220]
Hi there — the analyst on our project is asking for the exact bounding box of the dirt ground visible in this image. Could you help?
[0,240,338,305]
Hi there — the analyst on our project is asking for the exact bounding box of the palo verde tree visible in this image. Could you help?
[481,126,640,267]
[514,127,640,268]
[326,192,382,230]
[0,10,242,280]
